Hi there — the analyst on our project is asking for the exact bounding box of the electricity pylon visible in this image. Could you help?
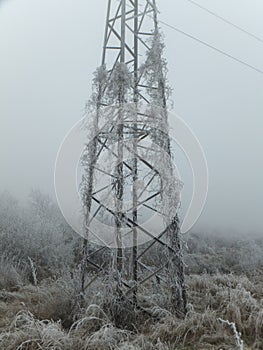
[81,0,187,316]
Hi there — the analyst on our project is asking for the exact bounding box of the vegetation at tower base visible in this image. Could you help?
[1,192,263,349]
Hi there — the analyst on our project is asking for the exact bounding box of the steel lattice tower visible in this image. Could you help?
[81,0,187,316]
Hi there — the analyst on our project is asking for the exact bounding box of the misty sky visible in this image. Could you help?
[0,0,262,235]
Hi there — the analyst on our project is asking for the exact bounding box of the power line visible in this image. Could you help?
[185,0,263,44]
[159,20,263,75]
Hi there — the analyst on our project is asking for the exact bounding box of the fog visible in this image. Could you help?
[0,0,262,235]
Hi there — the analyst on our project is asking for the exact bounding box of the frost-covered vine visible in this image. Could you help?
[141,31,172,107]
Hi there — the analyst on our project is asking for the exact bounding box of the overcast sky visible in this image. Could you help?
[0,0,262,235]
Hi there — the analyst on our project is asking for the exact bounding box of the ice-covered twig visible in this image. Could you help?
[28,256,38,286]
[218,318,244,350]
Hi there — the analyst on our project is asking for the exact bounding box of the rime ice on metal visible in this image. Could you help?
[80,0,187,315]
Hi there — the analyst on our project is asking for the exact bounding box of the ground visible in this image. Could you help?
[0,232,262,349]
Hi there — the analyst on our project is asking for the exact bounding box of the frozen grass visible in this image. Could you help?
[0,270,263,349]
[0,310,75,350]
[0,256,28,292]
